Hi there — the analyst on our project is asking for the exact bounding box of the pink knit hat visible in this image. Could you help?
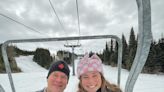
[77,53,103,78]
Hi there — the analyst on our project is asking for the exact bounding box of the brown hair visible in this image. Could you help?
[77,73,122,92]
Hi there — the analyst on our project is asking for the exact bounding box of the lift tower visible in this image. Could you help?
[64,44,81,75]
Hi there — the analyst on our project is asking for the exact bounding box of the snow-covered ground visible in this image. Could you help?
[0,55,164,92]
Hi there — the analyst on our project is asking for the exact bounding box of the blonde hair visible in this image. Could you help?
[77,73,122,92]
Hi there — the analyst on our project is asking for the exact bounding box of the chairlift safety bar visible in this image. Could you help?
[1,35,123,92]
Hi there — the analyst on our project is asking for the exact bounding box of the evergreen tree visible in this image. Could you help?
[14,46,35,56]
[122,34,128,68]
[144,41,157,73]
[129,27,137,49]
[103,41,111,64]
[154,38,164,73]
[110,40,118,66]
[33,48,52,69]
[125,27,137,70]
[110,39,114,53]
[159,38,164,72]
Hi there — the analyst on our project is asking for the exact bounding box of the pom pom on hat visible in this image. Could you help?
[47,60,70,79]
[77,53,103,78]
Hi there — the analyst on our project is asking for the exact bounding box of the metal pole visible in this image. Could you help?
[0,84,5,92]
[117,37,122,86]
[125,0,152,92]
[64,44,81,75]
[72,47,75,75]
[1,43,16,92]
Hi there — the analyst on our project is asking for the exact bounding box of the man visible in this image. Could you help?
[37,60,70,92]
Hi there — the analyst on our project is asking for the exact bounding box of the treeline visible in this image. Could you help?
[98,27,164,74]
[56,50,77,64]
[33,49,77,69]
[0,45,35,73]
[1,27,163,74]
[0,44,75,72]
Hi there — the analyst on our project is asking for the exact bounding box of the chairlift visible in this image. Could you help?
[0,0,152,92]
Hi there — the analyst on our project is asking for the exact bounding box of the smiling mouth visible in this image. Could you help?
[52,83,63,87]
[88,85,96,88]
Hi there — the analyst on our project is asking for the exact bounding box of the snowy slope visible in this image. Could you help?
[15,56,47,72]
[0,55,164,92]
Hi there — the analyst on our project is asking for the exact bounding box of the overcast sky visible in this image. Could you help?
[0,0,163,54]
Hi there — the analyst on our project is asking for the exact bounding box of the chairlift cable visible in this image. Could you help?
[0,13,48,37]
[75,0,81,45]
[48,0,69,45]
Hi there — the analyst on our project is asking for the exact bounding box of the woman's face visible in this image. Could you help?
[80,71,102,92]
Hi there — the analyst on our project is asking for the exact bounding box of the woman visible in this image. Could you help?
[77,53,122,92]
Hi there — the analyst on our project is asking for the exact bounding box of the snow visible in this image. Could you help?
[0,55,164,92]
[15,56,47,73]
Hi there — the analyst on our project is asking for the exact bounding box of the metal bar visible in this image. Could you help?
[1,43,16,92]
[0,84,5,92]
[117,37,122,86]
[125,0,152,92]
[1,35,122,92]
[4,35,120,43]
[72,47,75,76]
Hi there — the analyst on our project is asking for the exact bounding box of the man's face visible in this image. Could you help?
[47,71,68,92]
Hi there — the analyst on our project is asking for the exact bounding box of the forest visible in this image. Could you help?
[0,27,164,74]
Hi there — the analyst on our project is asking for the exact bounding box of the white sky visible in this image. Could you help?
[0,0,163,54]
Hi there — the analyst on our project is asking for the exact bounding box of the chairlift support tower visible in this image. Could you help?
[64,44,81,76]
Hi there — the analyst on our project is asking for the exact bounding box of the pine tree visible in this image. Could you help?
[103,42,110,64]
[144,41,156,73]
[33,48,52,69]
[122,34,128,68]
[125,27,137,70]
[129,27,137,49]
[108,39,118,66]
[154,38,164,73]
[159,38,164,72]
